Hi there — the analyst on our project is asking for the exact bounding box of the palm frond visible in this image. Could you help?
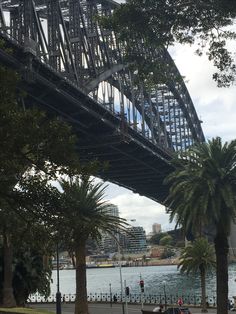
[56,176,128,246]
[165,137,236,238]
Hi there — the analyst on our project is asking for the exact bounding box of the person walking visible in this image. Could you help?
[178,297,183,307]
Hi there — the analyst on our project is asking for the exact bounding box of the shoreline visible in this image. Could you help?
[60,260,180,270]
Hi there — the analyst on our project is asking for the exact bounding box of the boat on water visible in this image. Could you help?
[53,262,116,270]
[86,263,115,269]
[63,264,75,269]
[97,264,115,268]
[52,264,65,270]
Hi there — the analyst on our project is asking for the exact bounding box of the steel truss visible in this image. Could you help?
[0,0,204,153]
[0,0,205,202]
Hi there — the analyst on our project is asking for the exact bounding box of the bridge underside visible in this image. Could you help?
[0,37,173,203]
[0,0,205,204]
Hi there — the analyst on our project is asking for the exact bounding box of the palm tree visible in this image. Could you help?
[178,238,216,312]
[165,137,236,314]
[57,176,127,314]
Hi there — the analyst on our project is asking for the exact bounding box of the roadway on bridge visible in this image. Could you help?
[31,302,225,314]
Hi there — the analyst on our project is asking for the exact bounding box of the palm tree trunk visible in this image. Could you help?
[2,230,16,307]
[214,231,228,314]
[200,265,207,312]
[74,241,89,314]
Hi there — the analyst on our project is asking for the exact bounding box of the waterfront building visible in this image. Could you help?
[106,204,119,217]
[100,204,119,253]
[101,234,117,253]
[100,205,147,254]
[124,226,147,253]
[152,223,162,234]
[147,223,162,240]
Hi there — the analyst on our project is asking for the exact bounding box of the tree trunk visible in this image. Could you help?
[2,231,16,307]
[74,241,89,314]
[214,231,229,314]
[200,265,207,312]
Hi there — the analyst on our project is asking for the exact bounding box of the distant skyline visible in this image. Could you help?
[103,43,236,234]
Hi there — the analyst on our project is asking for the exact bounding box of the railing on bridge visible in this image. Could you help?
[28,292,217,307]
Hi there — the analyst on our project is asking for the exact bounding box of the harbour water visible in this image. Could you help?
[51,264,236,298]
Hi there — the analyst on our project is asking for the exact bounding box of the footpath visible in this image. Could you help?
[32,302,230,314]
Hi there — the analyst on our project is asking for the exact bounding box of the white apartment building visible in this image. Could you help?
[152,223,162,234]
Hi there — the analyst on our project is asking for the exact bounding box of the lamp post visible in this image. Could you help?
[56,242,61,314]
[118,240,125,314]
[163,280,167,310]
[117,219,136,314]
[140,275,144,310]
[109,283,112,313]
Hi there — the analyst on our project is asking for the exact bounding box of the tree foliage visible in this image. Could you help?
[178,238,215,275]
[160,248,175,259]
[165,137,236,314]
[166,137,236,237]
[102,0,236,87]
[0,222,53,306]
[0,70,79,186]
[149,232,168,245]
[159,235,173,246]
[0,64,80,307]
[178,238,216,312]
[57,177,125,240]
[52,176,128,314]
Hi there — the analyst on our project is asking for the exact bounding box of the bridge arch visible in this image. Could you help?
[0,0,205,202]
[0,0,204,153]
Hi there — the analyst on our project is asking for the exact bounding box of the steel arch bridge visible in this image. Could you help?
[0,0,204,203]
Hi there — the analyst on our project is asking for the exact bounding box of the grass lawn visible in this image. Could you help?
[0,307,54,314]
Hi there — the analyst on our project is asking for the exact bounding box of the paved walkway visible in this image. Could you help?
[31,302,231,314]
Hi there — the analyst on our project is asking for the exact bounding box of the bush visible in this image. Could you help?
[159,235,173,246]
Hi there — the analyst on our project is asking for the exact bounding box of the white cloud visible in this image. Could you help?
[100,180,174,233]
[109,192,173,233]
[171,44,236,142]
[102,44,236,234]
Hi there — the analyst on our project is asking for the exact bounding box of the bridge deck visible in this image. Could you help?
[0,33,174,202]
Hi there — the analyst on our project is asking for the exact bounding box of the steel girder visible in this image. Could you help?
[0,0,205,202]
[0,0,204,153]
